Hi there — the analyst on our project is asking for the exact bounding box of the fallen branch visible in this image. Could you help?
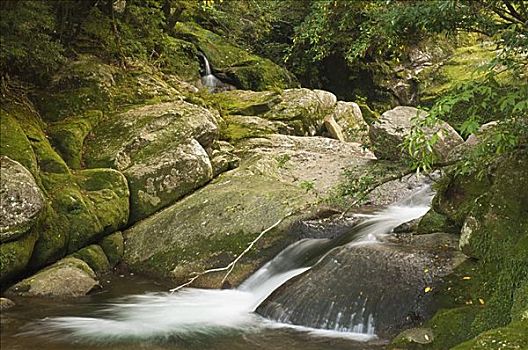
[169,212,294,293]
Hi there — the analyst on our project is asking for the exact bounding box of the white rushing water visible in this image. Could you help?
[25,186,434,343]
[200,55,222,90]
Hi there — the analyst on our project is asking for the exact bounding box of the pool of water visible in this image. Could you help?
[1,274,388,350]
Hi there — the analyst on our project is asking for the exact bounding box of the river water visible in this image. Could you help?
[1,186,434,350]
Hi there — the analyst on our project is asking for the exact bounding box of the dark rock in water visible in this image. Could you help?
[258,233,465,338]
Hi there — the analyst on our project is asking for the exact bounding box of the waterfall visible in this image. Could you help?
[200,54,222,90]
[22,186,434,343]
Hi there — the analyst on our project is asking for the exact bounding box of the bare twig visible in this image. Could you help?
[169,212,295,293]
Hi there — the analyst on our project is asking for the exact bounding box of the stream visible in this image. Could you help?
[1,186,434,350]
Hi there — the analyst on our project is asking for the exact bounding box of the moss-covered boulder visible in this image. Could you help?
[83,101,219,223]
[0,111,38,177]
[123,133,376,286]
[0,157,45,242]
[71,244,111,275]
[99,231,124,268]
[451,320,528,350]
[173,22,297,91]
[33,54,118,122]
[417,150,528,348]
[30,168,129,268]
[6,257,98,297]
[124,138,213,221]
[369,106,463,161]
[47,110,103,169]
[0,230,38,286]
[213,88,338,139]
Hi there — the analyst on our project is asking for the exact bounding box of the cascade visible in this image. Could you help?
[199,54,223,90]
[22,186,435,343]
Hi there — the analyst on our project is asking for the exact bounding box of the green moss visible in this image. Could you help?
[47,110,102,169]
[418,44,496,107]
[173,22,296,91]
[0,230,38,286]
[511,280,528,322]
[452,320,528,350]
[99,231,124,268]
[417,210,458,235]
[356,101,379,125]
[422,151,528,348]
[30,168,129,269]
[0,111,38,177]
[425,306,481,349]
[71,244,110,275]
[209,90,282,116]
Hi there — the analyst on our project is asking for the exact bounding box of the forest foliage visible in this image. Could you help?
[1,0,526,173]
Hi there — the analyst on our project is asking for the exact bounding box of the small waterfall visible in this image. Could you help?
[23,186,434,343]
[200,54,222,90]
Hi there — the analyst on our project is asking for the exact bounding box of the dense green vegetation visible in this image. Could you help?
[1,1,526,348]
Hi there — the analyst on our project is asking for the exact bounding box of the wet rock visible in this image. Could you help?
[124,134,376,286]
[258,233,465,338]
[173,22,296,91]
[369,106,463,161]
[6,257,98,297]
[0,297,16,311]
[393,327,435,345]
[0,157,44,243]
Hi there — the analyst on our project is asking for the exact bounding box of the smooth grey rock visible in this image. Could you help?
[0,156,44,242]
[369,106,463,161]
[6,257,98,297]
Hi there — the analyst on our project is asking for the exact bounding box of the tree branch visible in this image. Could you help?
[169,212,296,293]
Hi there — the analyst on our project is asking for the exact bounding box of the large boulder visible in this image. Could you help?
[0,157,45,242]
[123,134,376,286]
[173,22,297,91]
[30,168,129,268]
[6,257,98,297]
[83,101,219,223]
[258,233,465,338]
[214,89,338,140]
[369,106,463,161]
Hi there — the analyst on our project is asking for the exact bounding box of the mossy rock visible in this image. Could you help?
[124,139,213,223]
[157,36,201,80]
[418,44,496,107]
[0,111,38,177]
[451,320,528,350]
[32,54,117,122]
[173,22,297,91]
[0,230,38,286]
[124,171,311,286]
[71,244,111,275]
[220,115,291,142]
[423,306,481,349]
[47,110,103,169]
[511,280,528,322]
[30,169,129,268]
[6,257,98,297]
[209,90,282,116]
[2,102,69,174]
[83,101,217,223]
[417,210,458,235]
[99,231,124,268]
